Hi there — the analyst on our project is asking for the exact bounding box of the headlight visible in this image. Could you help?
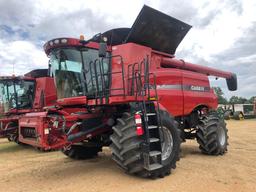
[61,39,67,43]
[54,39,60,44]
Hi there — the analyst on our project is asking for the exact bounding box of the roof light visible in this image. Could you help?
[49,41,53,46]
[103,36,108,42]
[61,38,67,43]
[54,39,60,44]
[80,35,85,41]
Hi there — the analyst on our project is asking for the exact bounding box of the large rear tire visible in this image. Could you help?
[196,111,228,155]
[223,110,232,120]
[62,145,102,160]
[110,111,180,178]
[233,111,244,120]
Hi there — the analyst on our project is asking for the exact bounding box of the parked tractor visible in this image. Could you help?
[219,103,256,120]
[0,69,58,150]
[26,5,237,178]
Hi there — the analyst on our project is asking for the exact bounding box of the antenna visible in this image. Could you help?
[12,63,15,76]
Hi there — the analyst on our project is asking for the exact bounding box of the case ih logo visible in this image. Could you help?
[190,85,205,91]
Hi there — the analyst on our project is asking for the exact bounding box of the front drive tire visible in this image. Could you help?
[110,111,180,178]
[196,111,228,155]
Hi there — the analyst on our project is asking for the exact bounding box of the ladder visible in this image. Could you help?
[129,56,164,171]
[142,102,163,171]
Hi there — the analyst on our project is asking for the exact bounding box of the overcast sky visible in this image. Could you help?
[0,0,255,99]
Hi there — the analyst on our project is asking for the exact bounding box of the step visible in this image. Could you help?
[149,151,161,157]
[145,163,163,171]
[149,138,160,143]
[148,125,158,129]
[146,113,156,116]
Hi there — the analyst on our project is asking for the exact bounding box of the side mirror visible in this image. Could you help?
[48,60,52,77]
[99,42,107,58]
[226,73,237,91]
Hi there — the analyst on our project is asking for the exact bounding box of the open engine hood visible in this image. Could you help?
[91,5,191,54]
[125,5,191,54]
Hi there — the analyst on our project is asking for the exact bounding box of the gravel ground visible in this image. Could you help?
[0,119,255,192]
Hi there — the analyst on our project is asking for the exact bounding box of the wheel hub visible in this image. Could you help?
[161,126,173,161]
[217,126,226,146]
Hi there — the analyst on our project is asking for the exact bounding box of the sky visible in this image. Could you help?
[0,0,255,99]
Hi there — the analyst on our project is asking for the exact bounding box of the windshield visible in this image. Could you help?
[49,48,110,99]
[0,79,35,113]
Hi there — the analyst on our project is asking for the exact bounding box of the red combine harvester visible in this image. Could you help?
[27,5,237,178]
[0,69,58,150]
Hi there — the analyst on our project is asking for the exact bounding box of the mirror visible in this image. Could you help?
[99,42,107,57]
[226,73,237,91]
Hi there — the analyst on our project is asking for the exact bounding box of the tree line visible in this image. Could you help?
[213,87,255,104]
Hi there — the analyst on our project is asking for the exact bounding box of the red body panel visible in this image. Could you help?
[111,43,152,96]
[109,43,218,116]
[33,77,57,109]
[154,69,183,116]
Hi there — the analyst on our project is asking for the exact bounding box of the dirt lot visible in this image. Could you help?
[0,120,255,192]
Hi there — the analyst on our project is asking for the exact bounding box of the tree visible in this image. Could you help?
[213,87,228,104]
[249,96,256,104]
[229,96,248,104]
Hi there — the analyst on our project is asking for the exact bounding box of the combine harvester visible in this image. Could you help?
[24,5,237,178]
[0,69,59,150]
